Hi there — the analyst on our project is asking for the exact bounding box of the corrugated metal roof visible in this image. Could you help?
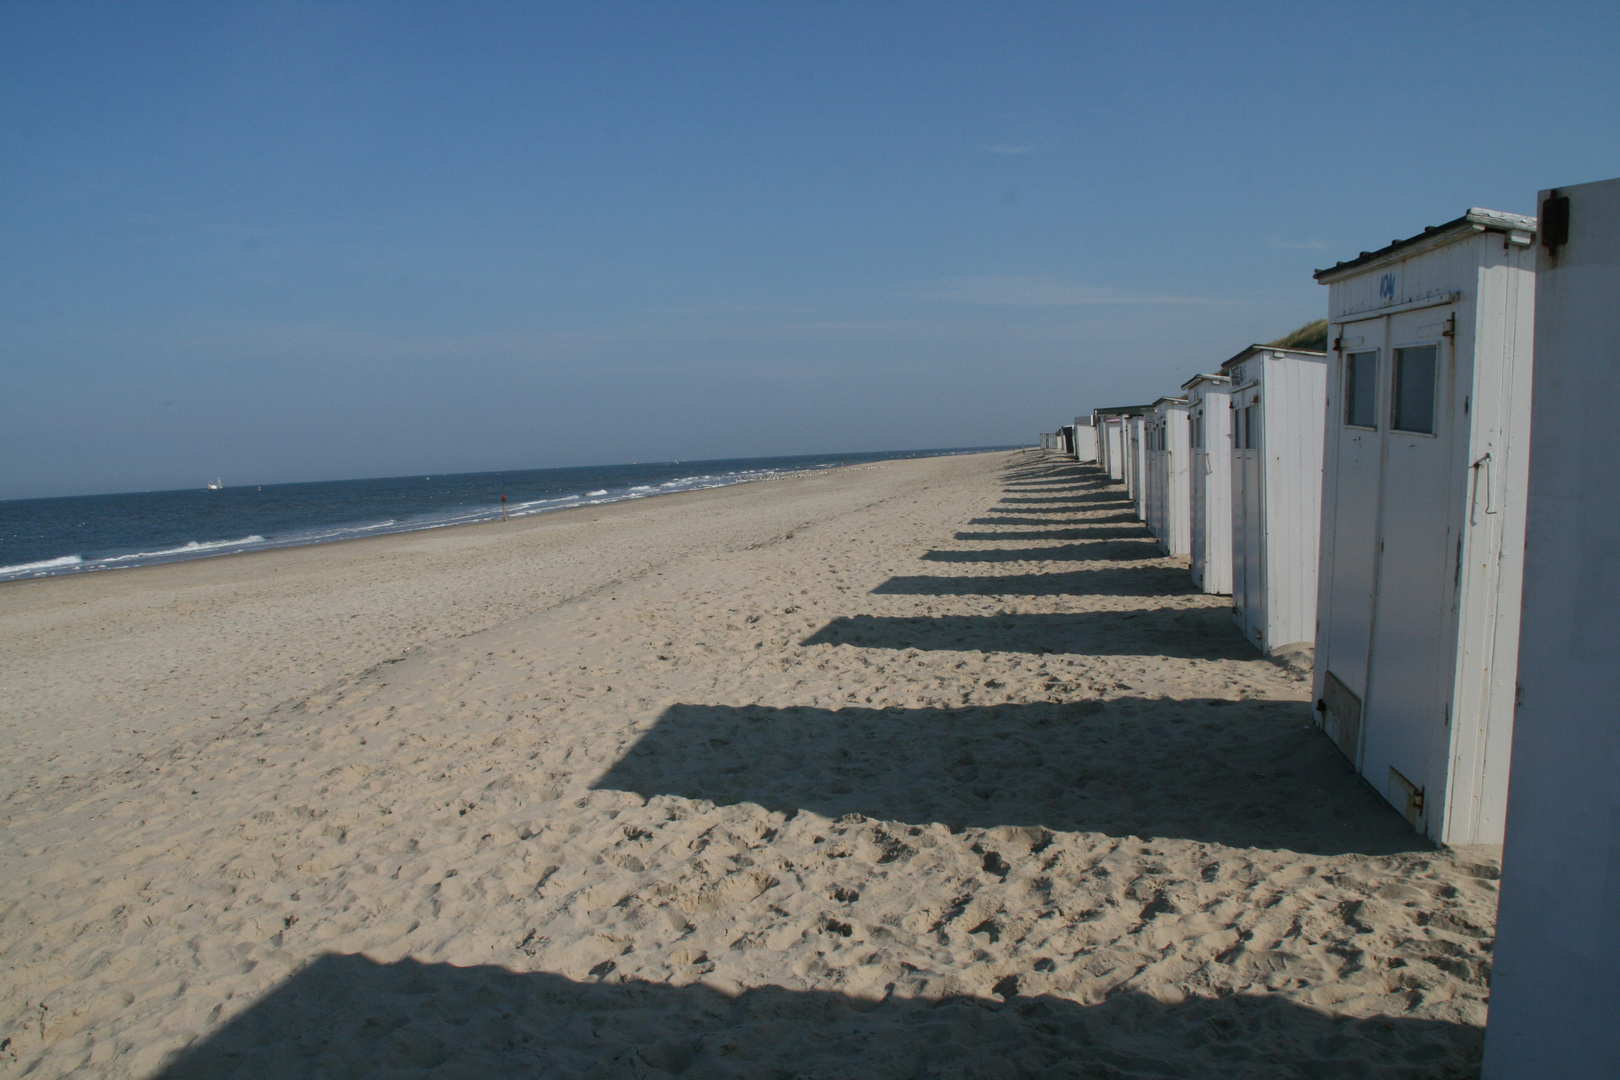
[1315,207,1537,282]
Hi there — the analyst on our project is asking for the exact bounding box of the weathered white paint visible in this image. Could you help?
[1072,416,1099,462]
[1223,345,1327,655]
[1313,207,1536,846]
[1145,398,1190,555]
[1483,178,1620,1077]
[1121,420,1134,498]
[1184,373,1233,594]
[1143,411,1165,542]
[1093,408,1143,481]
[1126,415,1148,521]
[1099,417,1125,478]
[1122,419,1137,501]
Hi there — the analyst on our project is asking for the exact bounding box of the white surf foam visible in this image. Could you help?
[1,452,965,582]
[100,535,268,563]
[0,554,84,577]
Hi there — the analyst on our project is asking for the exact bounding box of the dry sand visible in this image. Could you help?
[0,451,1500,1078]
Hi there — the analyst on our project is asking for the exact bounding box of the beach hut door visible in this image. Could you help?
[1189,404,1206,585]
[1362,307,1456,832]
[1320,318,1386,765]
[1231,382,1263,647]
[1322,309,1455,829]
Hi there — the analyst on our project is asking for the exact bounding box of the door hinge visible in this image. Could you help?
[1388,766,1426,830]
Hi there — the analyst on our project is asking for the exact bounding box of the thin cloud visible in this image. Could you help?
[656,300,814,318]
[85,309,1185,367]
[916,275,1224,307]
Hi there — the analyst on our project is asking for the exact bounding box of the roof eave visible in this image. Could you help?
[1218,343,1327,375]
[1315,208,1537,283]
[1091,404,1154,417]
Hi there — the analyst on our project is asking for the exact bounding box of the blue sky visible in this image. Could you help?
[3,2,1617,498]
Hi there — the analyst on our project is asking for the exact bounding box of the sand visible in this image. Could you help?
[0,451,1500,1078]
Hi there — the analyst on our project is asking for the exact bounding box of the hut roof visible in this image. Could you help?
[1218,343,1326,375]
[1315,207,1536,282]
[1091,404,1154,417]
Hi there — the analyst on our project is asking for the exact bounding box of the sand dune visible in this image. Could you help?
[0,451,1498,1078]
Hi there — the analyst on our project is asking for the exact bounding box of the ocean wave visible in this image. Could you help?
[1,538,271,581]
[0,554,84,576]
[96,535,269,563]
[509,495,580,513]
[3,448,1002,583]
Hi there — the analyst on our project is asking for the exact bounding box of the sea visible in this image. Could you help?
[0,447,1011,584]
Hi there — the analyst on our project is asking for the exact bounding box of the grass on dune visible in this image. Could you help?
[1267,318,1328,351]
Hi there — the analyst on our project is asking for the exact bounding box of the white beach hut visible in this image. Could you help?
[1072,416,1098,462]
[1126,414,1148,521]
[1483,178,1620,1077]
[1093,406,1145,482]
[1221,344,1327,656]
[1183,372,1233,593]
[1145,397,1190,555]
[1121,420,1135,497]
[1311,207,1536,844]
[1118,418,1136,494]
[1101,416,1124,478]
[1142,409,1165,540]
[1095,414,1121,482]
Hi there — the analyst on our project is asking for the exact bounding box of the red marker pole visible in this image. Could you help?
[501,494,508,522]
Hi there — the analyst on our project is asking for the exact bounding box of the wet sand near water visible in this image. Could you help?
[0,451,1499,1078]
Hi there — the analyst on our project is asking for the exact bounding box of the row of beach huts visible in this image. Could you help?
[1041,177,1617,1077]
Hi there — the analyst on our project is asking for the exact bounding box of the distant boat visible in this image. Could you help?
[206,478,223,490]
